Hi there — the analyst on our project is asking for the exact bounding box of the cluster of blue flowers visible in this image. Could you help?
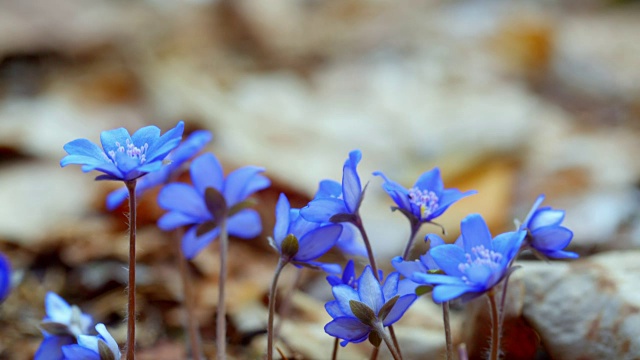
[21,120,577,359]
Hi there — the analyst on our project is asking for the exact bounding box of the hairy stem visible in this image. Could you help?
[125,180,137,360]
[378,326,402,360]
[487,290,501,360]
[369,345,379,360]
[401,221,421,260]
[267,259,286,360]
[274,267,303,338]
[442,301,453,360]
[216,218,228,360]
[175,229,202,360]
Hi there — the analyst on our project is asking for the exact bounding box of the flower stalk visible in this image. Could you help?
[376,325,402,360]
[175,229,202,360]
[125,180,137,360]
[442,301,453,360]
[267,259,286,360]
[217,217,229,360]
[487,290,501,360]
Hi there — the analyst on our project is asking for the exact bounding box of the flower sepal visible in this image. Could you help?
[40,321,76,337]
[415,285,433,296]
[368,330,382,347]
[349,300,376,327]
[195,187,228,236]
[98,340,116,360]
[281,234,299,259]
[329,213,358,224]
[378,295,399,323]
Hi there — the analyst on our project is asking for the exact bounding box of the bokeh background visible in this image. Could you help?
[1,0,640,359]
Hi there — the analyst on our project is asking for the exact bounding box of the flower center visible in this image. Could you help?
[105,140,149,165]
[458,245,503,285]
[408,187,439,219]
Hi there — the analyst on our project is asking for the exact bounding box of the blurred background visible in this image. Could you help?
[1,0,639,359]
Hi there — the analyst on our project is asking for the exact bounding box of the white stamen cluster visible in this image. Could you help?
[105,140,149,165]
[458,245,503,285]
[408,187,439,219]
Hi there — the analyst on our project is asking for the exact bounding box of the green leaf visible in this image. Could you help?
[281,234,299,258]
[377,295,399,322]
[204,187,228,219]
[415,285,433,296]
[368,330,382,347]
[195,220,219,237]
[349,300,376,326]
[228,198,258,217]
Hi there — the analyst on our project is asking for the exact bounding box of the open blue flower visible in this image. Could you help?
[411,214,525,303]
[61,323,120,360]
[327,260,357,288]
[271,193,343,273]
[373,168,476,225]
[521,194,578,259]
[106,130,212,210]
[0,252,10,303]
[61,121,184,181]
[158,152,270,259]
[300,150,364,223]
[324,266,417,346]
[35,292,94,360]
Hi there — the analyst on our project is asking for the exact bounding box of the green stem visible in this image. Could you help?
[125,180,137,360]
[216,218,228,360]
[175,229,202,360]
[442,301,453,360]
[267,259,287,360]
[487,290,501,360]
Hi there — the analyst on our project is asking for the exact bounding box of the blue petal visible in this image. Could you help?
[82,161,121,179]
[288,209,319,238]
[530,209,565,229]
[227,209,262,239]
[429,189,476,219]
[397,279,420,297]
[62,344,100,360]
[324,317,370,342]
[131,125,161,149]
[540,249,579,259]
[273,194,291,246]
[316,180,342,198]
[45,292,71,323]
[303,261,341,274]
[114,151,141,175]
[135,159,164,174]
[334,223,366,256]
[105,187,129,211]
[429,245,467,277]
[432,284,474,303]
[61,139,107,164]
[381,272,399,301]
[299,198,348,222]
[460,214,492,252]
[530,226,573,252]
[325,300,346,318]
[464,263,494,286]
[35,336,74,360]
[492,230,526,263]
[0,253,11,302]
[157,211,198,231]
[373,171,412,211]
[145,121,185,163]
[521,194,545,227]
[95,323,120,359]
[342,150,362,213]
[391,256,427,279]
[295,224,342,261]
[224,166,267,205]
[157,183,209,220]
[181,226,220,259]
[332,285,359,317]
[414,168,443,192]
[169,130,212,164]
[412,273,466,286]
[357,266,384,313]
[100,127,131,155]
[190,153,224,195]
[382,294,416,326]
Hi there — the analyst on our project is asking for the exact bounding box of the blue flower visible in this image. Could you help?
[411,214,525,303]
[271,193,343,273]
[35,292,94,360]
[324,266,417,346]
[0,252,10,303]
[158,152,270,259]
[300,150,364,223]
[61,324,120,360]
[373,168,476,225]
[327,260,357,288]
[61,121,184,181]
[391,234,449,278]
[106,130,212,210]
[521,194,578,259]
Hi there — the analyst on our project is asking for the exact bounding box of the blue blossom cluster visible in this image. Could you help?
[55,120,579,359]
[35,292,120,360]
